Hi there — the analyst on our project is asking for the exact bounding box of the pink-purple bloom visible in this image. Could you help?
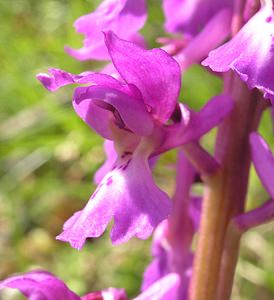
[38,31,181,248]
[203,3,274,103]
[37,31,233,249]
[65,0,147,61]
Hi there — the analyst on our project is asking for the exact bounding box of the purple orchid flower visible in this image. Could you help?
[142,152,201,300]
[0,270,179,300]
[37,32,232,249]
[38,31,181,248]
[162,0,232,36]
[65,0,147,61]
[0,270,81,300]
[203,2,274,103]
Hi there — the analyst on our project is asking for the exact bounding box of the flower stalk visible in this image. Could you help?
[189,76,267,300]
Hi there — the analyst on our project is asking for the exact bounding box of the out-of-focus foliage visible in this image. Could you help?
[0,1,273,299]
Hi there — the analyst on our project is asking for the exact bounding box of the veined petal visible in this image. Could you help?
[0,270,80,300]
[65,0,147,61]
[57,152,171,249]
[250,133,274,198]
[203,5,274,102]
[73,85,154,138]
[104,31,181,122]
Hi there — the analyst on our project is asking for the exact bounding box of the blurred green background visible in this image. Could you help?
[0,1,273,299]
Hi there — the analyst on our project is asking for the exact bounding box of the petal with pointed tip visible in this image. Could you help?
[250,133,274,198]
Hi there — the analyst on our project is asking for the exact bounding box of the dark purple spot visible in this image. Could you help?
[121,151,133,159]
[266,16,272,23]
[91,189,99,199]
[122,159,132,170]
[106,177,113,186]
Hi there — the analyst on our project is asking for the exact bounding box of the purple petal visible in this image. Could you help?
[163,0,232,36]
[65,0,147,61]
[0,270,80,300]
[73,85,154,138]
[82,288,128,300]
[250,132,274,198]
[37,68,125,92]
[104,31,181,122]
[57,153,171,249]
[135,274,180,300]
[234,199,274,232]
[203,5,274,102]
[94,140,117,184]
[156,95,233,155]
[180,94,233,143]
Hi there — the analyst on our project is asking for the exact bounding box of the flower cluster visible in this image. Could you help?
[1,0,274,300]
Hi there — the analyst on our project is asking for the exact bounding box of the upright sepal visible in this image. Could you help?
[104,31,181,122]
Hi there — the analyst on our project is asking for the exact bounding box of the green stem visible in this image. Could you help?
[189,76,265,300]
